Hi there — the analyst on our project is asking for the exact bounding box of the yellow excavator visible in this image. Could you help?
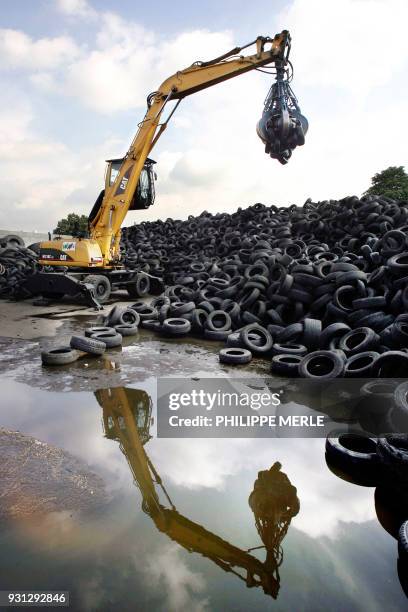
[95,386,300,599]
[26,30,307,308]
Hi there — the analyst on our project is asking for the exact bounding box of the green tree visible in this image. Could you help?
[365,166,408,200]
[54,213,89,237]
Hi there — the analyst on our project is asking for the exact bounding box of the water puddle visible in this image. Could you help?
[0,375,406,611]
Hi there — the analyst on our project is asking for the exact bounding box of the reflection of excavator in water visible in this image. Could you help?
[26,30,307,308]
[95,386,299,599]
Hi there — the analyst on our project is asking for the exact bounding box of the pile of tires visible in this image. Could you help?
[0,235,39,299]
[117,195,408,375]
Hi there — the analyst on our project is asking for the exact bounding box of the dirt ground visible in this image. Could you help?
[0,293,136,340]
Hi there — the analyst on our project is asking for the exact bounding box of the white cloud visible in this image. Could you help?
[0,97,119,230]
[62,18,232,114]
[56,0,96,19]
[145,543,209,612]
[282,0,408,94]
[0,29,80,70]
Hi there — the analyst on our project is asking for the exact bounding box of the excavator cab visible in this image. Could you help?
[105,157,157,210]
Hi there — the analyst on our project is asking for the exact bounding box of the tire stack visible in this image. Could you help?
[0,235,39,299]
[119,195,408,375]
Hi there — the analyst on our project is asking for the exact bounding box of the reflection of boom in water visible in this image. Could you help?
[95,387,299,599]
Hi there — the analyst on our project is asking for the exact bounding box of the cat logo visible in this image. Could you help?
[120,176,128,190]
[62,242,76,251]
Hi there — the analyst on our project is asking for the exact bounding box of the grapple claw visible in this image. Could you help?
[257,65,308,164]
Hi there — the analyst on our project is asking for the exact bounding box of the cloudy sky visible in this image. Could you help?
[1,0,407,232]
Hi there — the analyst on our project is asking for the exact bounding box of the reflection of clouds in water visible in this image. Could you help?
[0,380,376,539]
[149,437,376,538]
[144,542,209,612]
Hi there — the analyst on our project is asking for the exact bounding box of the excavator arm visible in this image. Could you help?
[90,31,291,264]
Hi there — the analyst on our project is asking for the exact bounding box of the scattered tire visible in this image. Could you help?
[114,324,139,337]
[204,329,231,340]
[85,326,115,337]
[90,331,123,348]
[271,354,303,376]
[219,348,252,364]
[239,326,273,354]
[299,350,345,378]
[162,318,191,335]
[70,335,106,355]
[41,346,79,366]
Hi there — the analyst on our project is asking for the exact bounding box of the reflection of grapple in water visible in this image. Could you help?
[249,461,300,577]
[257,65,308,164]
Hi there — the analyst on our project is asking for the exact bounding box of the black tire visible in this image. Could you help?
[106,304,121,325]
[170,301,195,316]
[395,382,408,413]
[372,351,408,377]
[118,307,140,326]
[114,324,139,337]
[302,318,322,350]
[320,323,351,348]
[204,329,231,341]
[325,429,380,485]
[90,331,122,348]
[271,354,302,376]
[219,348,252,364]
[127,274,150,298]
[70,335,106,356]
[206,310,232,332]
[83,274,111,304]
[108,306,140,326]
[141,319,161,331]
[191,308,208,333]
[162,318,191,335]
[239,326,273,354]
[399,520,408,558]
[377,434,408,473]
[85,326,115,337]
[41,346,79,366]
[271,343,307,357]
[338,327,379,355]
[299,350,345,378]
[151,296,171,309]
[344,351,379,377]
[1,234,24,247]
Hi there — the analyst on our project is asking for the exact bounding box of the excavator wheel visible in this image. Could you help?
[83,274,111,304]
[127,274,150,298]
